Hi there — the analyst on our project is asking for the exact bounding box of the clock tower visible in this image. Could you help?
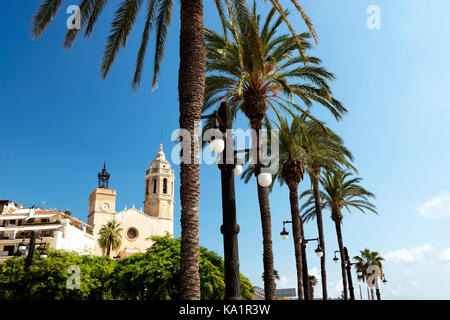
[88,164,116,228]
[87,146,174,257]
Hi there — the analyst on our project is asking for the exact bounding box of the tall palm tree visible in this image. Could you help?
[268,115,309,300]
[30,0,235,300]
[301,119,355,300]
[243,115,353,300]
[301,170,377,300]
[262,269,280,281]
[272,115,354,300]
[98,220,123,257]
[353,249,385,300]
[205,6,345,300]
[31,0,319,301]
[308,274,318,300]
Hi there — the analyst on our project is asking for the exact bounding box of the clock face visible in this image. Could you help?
[101,203,110,211]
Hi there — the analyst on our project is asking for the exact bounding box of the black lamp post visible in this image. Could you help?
[202,101,242,300]
[280,221,323,300]
[374,275,387,300]
[16,231,48,268]
[344,247,356,301]
[333,247,358,300]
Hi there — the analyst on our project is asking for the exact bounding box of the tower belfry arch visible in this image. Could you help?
[144,144,175,220]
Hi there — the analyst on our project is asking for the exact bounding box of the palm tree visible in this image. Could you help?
[98,220,123,257]
[262,269,280,281]
[205,6,346,300]
[29,0,233,300]
[353,249,385,300]
[308,275,318,300]
[301,170,377,300]
[301,119,355,300]
[272,115,354,300]
[31,0,319,301]
[268,115,309,300]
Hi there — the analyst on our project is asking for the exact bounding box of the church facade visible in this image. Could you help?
[88,144,174,257]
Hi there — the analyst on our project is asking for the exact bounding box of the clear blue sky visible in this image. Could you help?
[1,1,450,299]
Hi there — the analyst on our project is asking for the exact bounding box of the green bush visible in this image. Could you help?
[0,234,253,300]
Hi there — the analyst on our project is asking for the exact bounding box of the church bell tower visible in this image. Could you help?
[88,163,116,227]
[144,144,175,221]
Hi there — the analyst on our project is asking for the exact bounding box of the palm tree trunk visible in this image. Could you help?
[178,0,205,300]
[106,246,110,257]
[312,175,328,300]
[257,183,276,300]
[371,288,375,300]
[288,184,305,300]
[334,217,348,300]
[251,117,276,300]
[310,286,314,300]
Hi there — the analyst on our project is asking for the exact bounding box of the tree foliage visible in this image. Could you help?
[110,235,253,300]
[0,235,253,300]
[0,251,116,300]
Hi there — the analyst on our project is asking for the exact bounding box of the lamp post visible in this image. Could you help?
[280,220,309,299]
[356,269,364,300]
[16,231,48,268]
[377,276,387,300]
[280,221,323,300]
[374,275,387,300]
[202,101,242,300]
[332,247,356,300]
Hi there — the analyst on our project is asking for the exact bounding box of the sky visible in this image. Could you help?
[1,0,450,299]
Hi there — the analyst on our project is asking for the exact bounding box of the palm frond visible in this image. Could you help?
[31,0,63,39]
[100,0,144,80]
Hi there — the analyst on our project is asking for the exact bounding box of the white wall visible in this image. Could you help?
[53,219,94,254]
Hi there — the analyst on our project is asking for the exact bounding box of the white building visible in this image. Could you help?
[0,201,94,261]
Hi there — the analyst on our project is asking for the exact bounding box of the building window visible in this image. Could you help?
[153,179,157,193]
[163,178,168,194]
[146,180,149,195]
[126,227,139,241]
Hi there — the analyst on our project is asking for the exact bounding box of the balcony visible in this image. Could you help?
[23,220,62,226]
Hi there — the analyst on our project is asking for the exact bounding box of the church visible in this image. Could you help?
[88,144,175,258]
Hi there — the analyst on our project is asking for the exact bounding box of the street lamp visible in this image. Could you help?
[304,238,323,258]
[202,101,242,300]
[233,164,243,176]
[280,223,323,300]
[15,231,49,268]
[210,137,225,154]
[279,220,310,300]
[333,251,339,264]
[39,247,48,259]
[18,240,27,254]
[332,248,357,300]
[14,232,48,264]
[280,226,289,240]
[315,246,324,258]
[257,172,272,187]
